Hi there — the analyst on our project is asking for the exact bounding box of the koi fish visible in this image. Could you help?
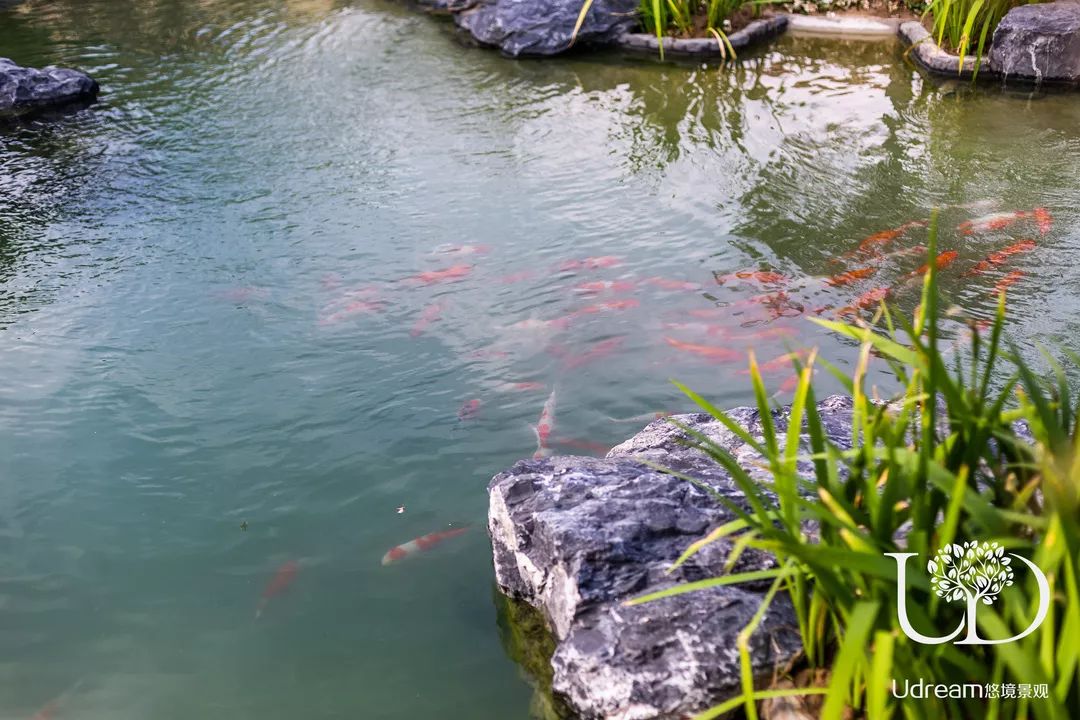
[838,287,891,316]
[608,411,674,423]
[499,270,536,284]
[410,302,444,337]
[741,350,808,375]
[410,265,473,285]
[507,316,573,332]
[216,286,269,303]
[457,399,482,421]
[958,211,1028,235]
[551,437,610,456]
[255,559,299,619]
[572,299,640,316]
[715,270,786,286]
[664,337,741,362]
[573,280,636,294]
[467,347,512,359]
[30,681,83,720]
[825,267,877,287]
[743,291,804,319]
[851,221,926,256]
[967,239,1036,276]
[318,300,384,326]
[910,250,958,277]
[432,244,490,256]
[562,337,625,369]
[381,526,469,565]
[557,256,622,272]
[644,277,702,291]
[1033,207,1053,235]
[532,388,557,458]
[496,381,545,392]
[775,373,802,395]
[992,270,1025,295]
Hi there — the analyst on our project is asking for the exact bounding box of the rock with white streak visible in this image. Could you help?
[989,2,1080,85]
[488,395,855,719]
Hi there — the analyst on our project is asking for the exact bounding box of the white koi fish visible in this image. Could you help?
[532,387,557,458]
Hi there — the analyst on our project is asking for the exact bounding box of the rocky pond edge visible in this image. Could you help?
[487,395,857,719]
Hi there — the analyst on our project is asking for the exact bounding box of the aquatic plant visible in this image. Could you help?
[572,0,752,60]
[632,213,1080,718]
[923,0,1030,74]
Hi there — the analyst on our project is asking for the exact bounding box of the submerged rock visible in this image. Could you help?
[454,0,639,57]
[488,395,855,719]
[0,58,98,116]
[989,2,1080,85]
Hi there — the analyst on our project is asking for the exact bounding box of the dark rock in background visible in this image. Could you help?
[989,2,1080,84]
[0,58,99,116]
[454,0,639,57]
[488,395,854,719]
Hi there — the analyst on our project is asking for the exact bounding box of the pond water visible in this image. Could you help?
[2,1,1080,717]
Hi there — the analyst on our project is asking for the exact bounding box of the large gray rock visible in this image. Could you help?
[0,58,98,116]
[989,2,1080,84]
[488,395,855,719]
[454,0,639,57]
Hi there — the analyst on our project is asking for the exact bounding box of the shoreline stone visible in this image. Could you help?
[488,395,856,719]
[897,21,985,80]
[614,16,789,57]
[989,2,1080,85]
[0,57,99,117]
[454,0,639,57]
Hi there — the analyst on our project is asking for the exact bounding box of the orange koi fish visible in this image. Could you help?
[852,220,926,256]
[532,388,558,458]
[457,399,482,421]
[607,411,674,423]
[993,270,1025,295]
[572,299,640,315]
[507,316,573,332]
[838,286,891,316]
[715,270,786,286]
[967,239,1036,275]
[410,302,444,337]
[910,250,958,277]
[741,350,808,375]
[958,211,1028,236]
[256,560,299,619]
[857,286,891,308]
[644,277,702,291]
[563,337,625,369]
[1033,207,1053,235]
[664,337,741,362]
[30,681,84,720]
[411,264,473,285]
[318,299,384,326]
[496,381,545,392]
[499,270,536,284]
[826,267,877,287]
[467,347,512,360]
[557,256,623,272]
[432,243,490,256]
[381,526,470,565]
[573,280,636,294]
[551,437,611,456]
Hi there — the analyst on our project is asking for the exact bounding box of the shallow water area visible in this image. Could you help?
[2,2,1080,718]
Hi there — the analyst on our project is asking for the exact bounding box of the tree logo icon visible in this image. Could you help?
[886,542,1049,645]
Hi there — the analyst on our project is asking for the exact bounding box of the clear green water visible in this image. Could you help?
[2,1,1080,717]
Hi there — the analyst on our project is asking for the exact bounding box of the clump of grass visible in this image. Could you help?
[631,211,1080,718]
[573,0,753,60]
[923,0,1030,75]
